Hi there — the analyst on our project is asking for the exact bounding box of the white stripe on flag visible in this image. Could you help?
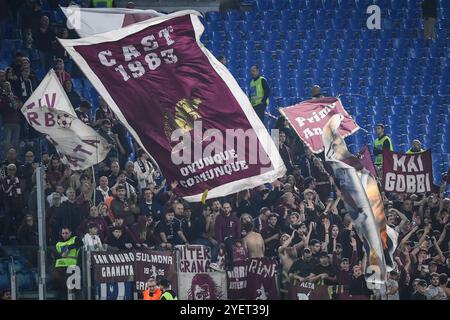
[100,283,107,300]
[117,282,125,300]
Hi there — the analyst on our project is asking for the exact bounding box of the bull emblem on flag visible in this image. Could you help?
[164,97,202,141]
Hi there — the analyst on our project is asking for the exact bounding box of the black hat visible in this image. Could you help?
[319,252,329,258]
[417,279,427,287]
[80,100,92,109]
[87,222,98,229]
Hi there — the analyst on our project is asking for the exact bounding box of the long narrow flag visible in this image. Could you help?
[58,11,286,202]
[21,69,111,170]
[280,97,359,153]
[322,114,394,288]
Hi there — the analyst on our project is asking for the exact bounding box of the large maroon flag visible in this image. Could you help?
[279,97,359,153]
[383,149,433,193]
[60,11,285,202]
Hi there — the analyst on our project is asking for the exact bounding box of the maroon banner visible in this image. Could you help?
[60,11,285,202]
[226,260,248,300]
[246,257,279,300]
[279,97,359,153]
[287,281,331,300]
[358,145,378,177]
[91,251,135,283]
[383,149,433,193]
[134,249,177,292]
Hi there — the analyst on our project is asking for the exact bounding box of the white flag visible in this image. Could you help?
[21,70,111,170]
[61,6,165,37]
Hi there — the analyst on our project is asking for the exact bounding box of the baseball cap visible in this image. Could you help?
[319,252,329,258]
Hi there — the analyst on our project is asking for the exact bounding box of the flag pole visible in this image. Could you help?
[36,165,47,300]
[92,165,96,206]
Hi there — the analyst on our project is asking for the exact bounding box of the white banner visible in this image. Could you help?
[21,70,111,170]
[61,6,165,37]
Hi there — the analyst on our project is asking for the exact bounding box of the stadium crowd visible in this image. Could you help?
[0,0,449,300]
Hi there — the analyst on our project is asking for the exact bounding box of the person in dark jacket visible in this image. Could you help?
[156,210,188,249]
[110,184,140,226]
[17,214,38,267]
[130,215,160,248]
[54,188,83,234]
[348,265,371,298]
[213,202,241,244]
[411,279,428,300]
[63,79,82,110]
[138,188,162,221]
[77,206,108,241]
[106,225,134,251]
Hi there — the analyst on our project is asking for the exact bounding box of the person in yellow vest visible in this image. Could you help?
[55,227,83,268]
[406,139,425,154]
[90,0,116,8]
[373,123,393,166]
[249,65,270,122]
[53,227,83,299]
[143,277,162,300]
[159,277,178,300]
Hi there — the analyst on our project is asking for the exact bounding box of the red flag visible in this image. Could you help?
[279,97,359,153]
[358,145,378,177]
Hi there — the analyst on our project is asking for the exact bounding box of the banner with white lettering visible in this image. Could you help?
[246,257,279,300]
[59,10,285,202]
[288,280,331,300]
[176,245,227,300]
[21,70,110,170]
[226,260,248,299]
[383,149,433,193]
[91,251,135,283]
[61,6,165,37]
[176,245,213,273]
[279,97,359,153]
[134,249,177,292]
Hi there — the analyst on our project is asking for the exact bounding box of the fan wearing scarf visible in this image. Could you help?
[134,149,157,193]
